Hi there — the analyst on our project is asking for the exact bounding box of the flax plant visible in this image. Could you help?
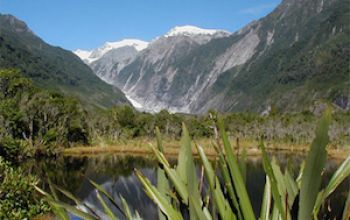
[37,110,350,219]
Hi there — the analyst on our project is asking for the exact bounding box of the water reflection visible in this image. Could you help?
[26,154,349,220]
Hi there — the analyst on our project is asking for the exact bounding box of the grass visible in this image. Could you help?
[63,137,350,160]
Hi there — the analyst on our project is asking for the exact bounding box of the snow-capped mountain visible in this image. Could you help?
[74,25,234,112]
[74,49,93,63]
[74,26,228,64]
[164,25,230,37]
[75,0,350,115]
[108,25,232,112]
[74,25,230,89]
[89,46,140,84]
[74,39,149,64]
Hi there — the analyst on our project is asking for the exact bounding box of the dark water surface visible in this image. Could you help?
[26,154,349,219]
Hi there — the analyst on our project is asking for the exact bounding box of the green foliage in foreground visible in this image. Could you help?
[39,111,350,219]
[139,112,350,219]
[0,69,89,162]
[0,157,50,219]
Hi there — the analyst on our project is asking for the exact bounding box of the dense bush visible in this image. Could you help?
[90,106,350,147]
[41,113,350,219]
[0,156,50,219]
[1,68,349,161]
[0,69,90,160]
[0,136,29,162]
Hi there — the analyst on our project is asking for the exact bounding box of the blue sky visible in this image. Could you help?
[0,0,281,50]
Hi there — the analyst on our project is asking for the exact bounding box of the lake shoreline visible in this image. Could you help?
[63,139,350,161]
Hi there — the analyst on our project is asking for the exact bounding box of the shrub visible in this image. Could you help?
[0,136,29,162]
[0,157,50,219]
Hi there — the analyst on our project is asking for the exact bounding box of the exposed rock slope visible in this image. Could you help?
[78,0,350,113]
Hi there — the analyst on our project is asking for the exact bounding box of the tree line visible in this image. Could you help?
[1,68,349,162]
[0,68,349,218]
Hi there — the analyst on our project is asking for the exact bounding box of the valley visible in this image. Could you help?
[75,0,350,114]
[0,0,349,219]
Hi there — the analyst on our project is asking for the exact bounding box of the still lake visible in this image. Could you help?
[26,153,349,219]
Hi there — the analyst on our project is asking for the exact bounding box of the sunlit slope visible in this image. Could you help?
[0,14,129,109]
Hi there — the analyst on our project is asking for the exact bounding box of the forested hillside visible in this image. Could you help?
[0,14,129,109]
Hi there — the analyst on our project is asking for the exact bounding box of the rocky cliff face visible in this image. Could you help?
[77,0,350,113]
[115,29,234,112]
[74,39,149,85]
[90,46,139,84]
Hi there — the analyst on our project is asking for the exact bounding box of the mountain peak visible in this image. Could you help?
[73,49,92,62]
[74,39,149,63]
[0,14,33,34]
[164,25,230,37]
[103,39,149,52]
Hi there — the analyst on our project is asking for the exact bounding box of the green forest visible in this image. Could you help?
[0,0,349,218]
[1,68,349,218]
[1,69,349,161]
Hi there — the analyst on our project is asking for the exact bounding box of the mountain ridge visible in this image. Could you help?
[74,39,149,64]
[0,13,130,109]
[77,0,350,113]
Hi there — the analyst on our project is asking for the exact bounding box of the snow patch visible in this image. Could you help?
[73,39,149,64]
[165,25,229,37]
[125,94,144,110]
[103,39,149,52]
[73,49,92,62]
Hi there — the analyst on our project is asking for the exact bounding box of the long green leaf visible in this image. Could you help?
[260,176,272,220]
[156,127,170,220]
[271,158,292,219]
[136,170,183,220]
[313,156,350,218]
[216,146,243,220]
[189,195,212,220]
[176,124,199,190]
[34,185,70,220]
[218,118,256,220]
[55,186,99,218]
[152,147,188,204]
[96,191,118,220]
[298,109,331,220]
[135,211,142,220]
[48,177,59,200]
[48,178,71,220]
[260,142,285,219]
[51,200,98,220]
[196,144,236,220]
[271,205,279,220]
[321,156,350,199]
[89,179,125,217]
[342,188,350,220]
[296,161,305,189]
[284,168,298,206]
[178,124,203,219]
[121,195,133,220]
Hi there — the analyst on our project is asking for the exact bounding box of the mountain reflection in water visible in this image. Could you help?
[26,154,349,220]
